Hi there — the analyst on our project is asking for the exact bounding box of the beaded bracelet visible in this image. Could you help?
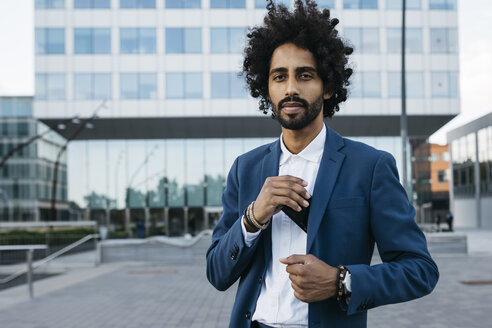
[336,265,348,302]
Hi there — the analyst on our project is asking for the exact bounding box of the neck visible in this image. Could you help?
[281,118,324,155]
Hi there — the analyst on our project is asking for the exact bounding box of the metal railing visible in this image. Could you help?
[0,234,99,299]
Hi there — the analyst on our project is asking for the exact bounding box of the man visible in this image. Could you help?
[206,1,439,327]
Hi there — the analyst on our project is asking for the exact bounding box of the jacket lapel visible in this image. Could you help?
[306,125,346,252]
[260,140,281,265]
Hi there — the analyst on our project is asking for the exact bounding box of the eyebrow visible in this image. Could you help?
[269,66,318,76]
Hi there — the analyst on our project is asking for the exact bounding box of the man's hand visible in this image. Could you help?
[253,175,311,224]
[280,254,338,303]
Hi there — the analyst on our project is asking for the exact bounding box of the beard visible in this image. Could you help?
[272,95,324,130]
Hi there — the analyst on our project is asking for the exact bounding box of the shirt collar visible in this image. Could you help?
[279,124,326,166]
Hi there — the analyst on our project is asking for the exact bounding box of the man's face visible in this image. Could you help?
[268,43,331,131]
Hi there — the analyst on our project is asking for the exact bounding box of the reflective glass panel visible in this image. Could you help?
[139,28,156,54]
[185,73,203,98]
[166,73,184,99]
[344,28,361,53]
[120,0,155,8]
[166,0,201,8]
[344,0,378,9]
[429,0,457,10]
[139,73,157,99]
[431,72,449,97]
[120,28,138,54]
[186,140,205,207]
[74,73,92,99]
[93,28,111,54]
[361,28,379,53]
[387,28,422,53]
[318,0,335,8]
[388,72,424,98]
[93,74,112,100]
[362,72,380,97]
[74,0,110,8]
[386,0,421,9]
[211,0,246,8]
[74,29,92,54]
[166,28,201,53]
[120,73,139,99]
[210,28,228,53]
[35,0,65,9]
[430,28,456,54]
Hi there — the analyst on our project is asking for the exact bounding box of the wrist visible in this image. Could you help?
[245,202,270,231]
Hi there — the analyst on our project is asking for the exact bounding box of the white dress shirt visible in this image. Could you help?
[241,125,351,327]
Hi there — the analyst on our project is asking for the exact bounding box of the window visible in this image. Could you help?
[211,73,247,98]
[74,28,111,54]
[429,0,457,10]
[120,73,157,99]
[210,28,245,53]
[344,0,378,9]
[166,28,202,54]
[317,0,335,8]
[437,170,448,182]
[430,28,458,53]
[442,152,450,161]
[35,0,64,9]
[387,28,422,53]
[351,72,381,98]
[165,0,201,8]
[388,72,424,98]
[0,100,32,117]
[74,0,110,8]
[166,73,202,99]
[431,72,459,98]
[74,73,112,100]
[344,28,379,53]
[211,0,246,8]
[120,0,155,8]
[36,73,66,100]
[120,28,156,54]
[255,0,290,8]
[386,0,421,9]
[35,28,64,54]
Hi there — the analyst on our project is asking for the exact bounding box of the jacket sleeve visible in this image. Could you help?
[206,157,262,291]
[345,152,439,315]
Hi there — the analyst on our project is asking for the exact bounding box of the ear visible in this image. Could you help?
[323,91,332,100]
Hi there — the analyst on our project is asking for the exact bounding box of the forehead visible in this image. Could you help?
[269,43,317,71]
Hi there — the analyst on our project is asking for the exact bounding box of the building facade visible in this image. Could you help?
[33,0,459,235]
[0,97,68,222]
[448,112,492,229]
[412,142,449,223]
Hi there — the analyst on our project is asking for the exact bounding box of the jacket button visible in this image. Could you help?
[245,311,251,319]
[258,277,262,284]
[230,252,237,260]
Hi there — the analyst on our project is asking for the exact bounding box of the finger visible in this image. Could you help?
[269,180,311,200]
[285,263,305,276]
[277,175,308,187]
[271,196,303,212]
[271,189,310,208]
[280,254,307,265]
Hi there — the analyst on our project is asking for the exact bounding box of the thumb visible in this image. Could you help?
[280,254,306,265]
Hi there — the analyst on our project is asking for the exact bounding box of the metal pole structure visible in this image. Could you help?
[27,249,34,299]
[401,0,409,197]
[50,100,107,221]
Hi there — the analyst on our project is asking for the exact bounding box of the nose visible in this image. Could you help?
[285,76,300,97]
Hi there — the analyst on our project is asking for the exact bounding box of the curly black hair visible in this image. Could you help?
[242,0,353,118]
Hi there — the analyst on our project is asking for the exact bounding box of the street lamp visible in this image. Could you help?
[401,0,409,197]
[50,100,108,221]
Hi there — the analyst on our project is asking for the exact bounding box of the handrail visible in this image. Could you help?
[0,234,99,285]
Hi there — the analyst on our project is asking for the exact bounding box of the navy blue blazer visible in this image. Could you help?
[206,125,439,328]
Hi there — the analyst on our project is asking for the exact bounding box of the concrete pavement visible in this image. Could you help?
[0,229,490,328]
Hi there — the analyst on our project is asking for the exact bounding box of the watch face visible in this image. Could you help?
[281,197,311,233]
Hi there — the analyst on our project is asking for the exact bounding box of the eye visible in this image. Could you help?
[299,73,313,80]
[273,74,286,81]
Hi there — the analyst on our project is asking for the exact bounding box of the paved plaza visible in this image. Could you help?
[0,229,491,328]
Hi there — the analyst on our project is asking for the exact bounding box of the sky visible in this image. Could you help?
[0,0,490,144]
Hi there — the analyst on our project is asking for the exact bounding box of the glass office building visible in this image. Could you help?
[448,112,492,229]
[33,0,459,235]
[0,97,68,221]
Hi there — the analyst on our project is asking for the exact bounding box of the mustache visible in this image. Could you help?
[278,96,309,109]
